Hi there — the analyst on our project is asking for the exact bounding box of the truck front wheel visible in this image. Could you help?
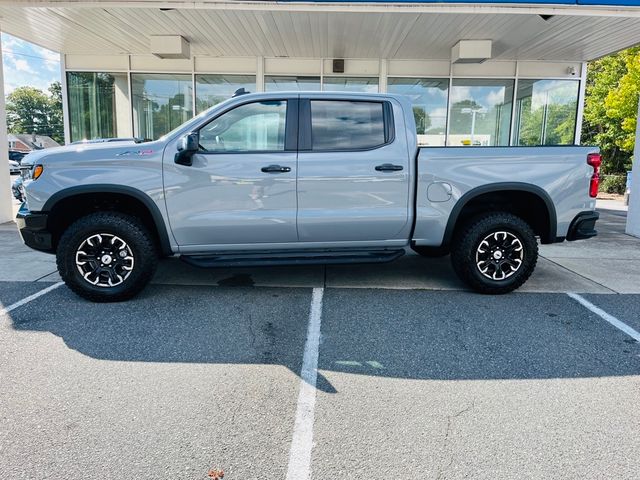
[56,212,158,302]
[450,212,538,294]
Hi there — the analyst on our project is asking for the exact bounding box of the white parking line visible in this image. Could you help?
[286,287,324,480]
[0,282,64,316]
[567,292,640,342]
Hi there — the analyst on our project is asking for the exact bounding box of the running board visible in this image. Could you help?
[180,249,405,268]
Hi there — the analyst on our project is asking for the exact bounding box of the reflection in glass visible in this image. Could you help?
[131,74,193,141]
[195,74,256,113]
[67,72,130,142]
[265,76,321,91]
[199,101,287,152]
[449,79,514,146]
[310,100,385,150]
[387,78,449,146]
[322,77,379,93]
[514,79,579,146]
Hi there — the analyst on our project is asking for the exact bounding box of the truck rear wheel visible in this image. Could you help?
[450,212,538,294]
[56,212,158,302]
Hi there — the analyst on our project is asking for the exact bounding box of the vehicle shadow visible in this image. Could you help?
[8,284,640,392]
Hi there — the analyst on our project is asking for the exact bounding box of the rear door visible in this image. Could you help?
[164,97,299,247]
[296,97,411,242]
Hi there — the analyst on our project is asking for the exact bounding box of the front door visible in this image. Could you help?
[164,98,299,248]
[296,98,411,243]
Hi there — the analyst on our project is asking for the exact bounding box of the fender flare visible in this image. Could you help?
[42,184,173,256]
[441,182,557,246]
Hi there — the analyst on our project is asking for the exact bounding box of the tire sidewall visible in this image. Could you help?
[470,222,535,290]
[57,213,157,301]
[452,213,538,294]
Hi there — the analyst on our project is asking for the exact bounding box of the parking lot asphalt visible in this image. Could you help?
[1,284,310,480]
[2,202,640,479]
[1,283,640,480]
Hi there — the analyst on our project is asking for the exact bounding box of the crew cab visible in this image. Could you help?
[16,91,600,301]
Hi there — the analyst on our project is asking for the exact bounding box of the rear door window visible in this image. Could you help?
[310,100,386,151]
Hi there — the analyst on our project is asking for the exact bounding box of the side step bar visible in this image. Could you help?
[180,249,405,268]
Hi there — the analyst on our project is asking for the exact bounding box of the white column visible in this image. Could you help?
[625,97,640,237]
[574,62,588,145]
[114,74,132,137]
[60,53,71,144]
[0,31,14,223]
[256,56,264,92]
[379,59,388,93]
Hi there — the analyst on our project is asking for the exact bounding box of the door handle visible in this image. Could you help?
[261,164,291,173]
[375,163,403,172]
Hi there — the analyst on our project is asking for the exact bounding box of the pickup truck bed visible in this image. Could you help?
[414,146,599,248]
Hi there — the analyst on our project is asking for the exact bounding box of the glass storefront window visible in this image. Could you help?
[195,74,256,113]
[69,69,580,148]
[265,76,321,91]
[513,79,579,146]
[387,78,449,146]
[131,73,193,141]
[67,72,130,143]
[449,79,514,146]
[322,77,378,93]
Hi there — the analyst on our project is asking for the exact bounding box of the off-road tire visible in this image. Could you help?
[450,212,538,294]
[57,212,158,302]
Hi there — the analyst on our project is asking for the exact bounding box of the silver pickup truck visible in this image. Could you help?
[17,91,600,302]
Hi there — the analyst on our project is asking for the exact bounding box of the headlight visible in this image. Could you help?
[19,165,32,180]
[32,164,43,180]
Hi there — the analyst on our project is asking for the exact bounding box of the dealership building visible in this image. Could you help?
[0,0,639,234]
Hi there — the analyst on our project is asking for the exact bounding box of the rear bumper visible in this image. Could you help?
[566,211,599,241]
[16,203,54,252]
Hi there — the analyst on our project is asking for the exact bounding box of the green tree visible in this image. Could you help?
[582,47,640,174]
[449,100,486,135]
[6,86,49,135]
[412,107,431,135]
[47,81,64,144]
[604,52,640,154]
[518,99,578,146]
[6,83,65,145]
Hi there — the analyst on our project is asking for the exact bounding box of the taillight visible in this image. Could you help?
[587,153,601,198]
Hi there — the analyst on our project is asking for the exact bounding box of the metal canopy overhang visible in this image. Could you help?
[0,1,638,61]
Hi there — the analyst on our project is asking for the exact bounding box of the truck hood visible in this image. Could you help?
[22,140,159,167]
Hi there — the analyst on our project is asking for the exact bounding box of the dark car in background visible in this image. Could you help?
[9,150,27,163]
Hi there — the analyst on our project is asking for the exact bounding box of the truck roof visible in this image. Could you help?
[227,90,407,101]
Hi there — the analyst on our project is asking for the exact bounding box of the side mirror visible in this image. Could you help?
[175,132,199,166]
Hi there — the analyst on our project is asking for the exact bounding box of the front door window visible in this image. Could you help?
[199,101,287,153]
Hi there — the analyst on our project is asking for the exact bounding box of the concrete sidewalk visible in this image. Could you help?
[1,200,638,293]
[539,203,639,293]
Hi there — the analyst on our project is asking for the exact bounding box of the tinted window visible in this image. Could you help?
[199,101,287,152]
[68,71,130,142]
[195,74,256,113]
[448,79,514,146]
[513,79,579,146]
[131,73,193,141]
[311,100,385,150]
[387,78,449,146]
[265,76,321,91]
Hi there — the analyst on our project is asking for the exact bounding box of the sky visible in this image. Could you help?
[2,32,60,96]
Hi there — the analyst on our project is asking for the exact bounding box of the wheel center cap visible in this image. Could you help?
[101,254,113,264]
[493,250,503,260]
